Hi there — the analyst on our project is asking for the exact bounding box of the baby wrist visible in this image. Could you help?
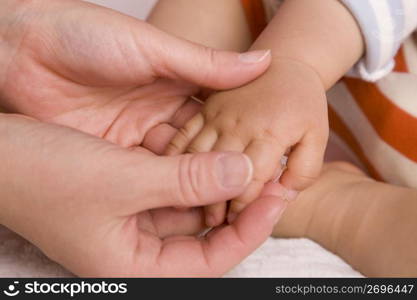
[270,56,326,89]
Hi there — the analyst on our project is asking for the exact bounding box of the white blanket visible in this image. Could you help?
[0,0,362,278]
[0,225,361,277]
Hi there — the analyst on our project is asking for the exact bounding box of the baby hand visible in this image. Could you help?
[166,58,329,226]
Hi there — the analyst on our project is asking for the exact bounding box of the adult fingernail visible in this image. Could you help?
[239,50,271,63]
[216,153,252,188]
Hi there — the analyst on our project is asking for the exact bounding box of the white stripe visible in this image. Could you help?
[327,82,417,187]
[377,72,417,118]
[401,0,417,37]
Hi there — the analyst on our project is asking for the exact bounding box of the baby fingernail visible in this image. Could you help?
[216,153,252,188]
[239,50,271,64]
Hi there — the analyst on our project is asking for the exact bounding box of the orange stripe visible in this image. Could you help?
[241,0,267,39]
[328,105,383,181]
[393,47,408,73]
[343,77,417,163]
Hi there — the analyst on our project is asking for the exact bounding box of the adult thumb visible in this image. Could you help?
[133,152,253,211]
[142,24,271,89]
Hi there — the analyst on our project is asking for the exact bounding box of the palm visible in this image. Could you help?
[1,0,197,146]
[109,208,214,276]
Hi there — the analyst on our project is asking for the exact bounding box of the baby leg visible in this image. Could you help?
[148,0,252,51]
[273,161,417,277]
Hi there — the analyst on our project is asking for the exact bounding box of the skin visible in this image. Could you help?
[0,0,271,143]
[0,0,290,277]
[148,0,417,277]
[149,0,364,226]
[272,159,417,277]
[0,112,287,277]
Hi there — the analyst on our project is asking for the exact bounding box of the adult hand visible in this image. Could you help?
[0,0,283,277]
[0,0,270,146]
[0,113,286,276]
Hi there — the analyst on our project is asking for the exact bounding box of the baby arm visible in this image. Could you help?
[151,0,364,226]
[148,0,252,51]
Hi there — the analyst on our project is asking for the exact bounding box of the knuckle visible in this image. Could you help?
[260,133,288,154]
[198,46,217,86]
[216,117,249,140]
[166,137,185,154]
[220,115,239,129]
[202,105,221,123]
[206,46,217,67]
[178,126,192,141]
[261,128,280,142]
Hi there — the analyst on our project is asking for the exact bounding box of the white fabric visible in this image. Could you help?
[0,225,362,277]
[340,0,417,81]
[0,0,362,278]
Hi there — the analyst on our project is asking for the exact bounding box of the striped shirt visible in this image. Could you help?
[341,0,417,81]
[261,0,417,82]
